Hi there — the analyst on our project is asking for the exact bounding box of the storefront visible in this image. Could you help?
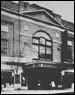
[23,61,74,90]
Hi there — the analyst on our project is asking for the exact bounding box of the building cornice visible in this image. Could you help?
[20,9,63,27]
[1,7,74,33]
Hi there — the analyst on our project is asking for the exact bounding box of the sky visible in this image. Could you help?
[13,1,74,23]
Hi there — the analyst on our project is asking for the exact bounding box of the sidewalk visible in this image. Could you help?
[1,85,28,91]
[1,88,74,94]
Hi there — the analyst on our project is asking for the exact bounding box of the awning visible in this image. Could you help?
[24,61,74,70]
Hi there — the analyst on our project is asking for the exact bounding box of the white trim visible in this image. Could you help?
[1,56,32,63]
[1,10,65,32]
[1,7,18,14]
[20,9,46,14]
[1,56,14,62]
[1,64,12,71]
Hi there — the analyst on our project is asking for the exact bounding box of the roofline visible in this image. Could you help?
[1,7,74,32]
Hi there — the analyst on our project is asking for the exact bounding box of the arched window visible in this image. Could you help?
[32,30,53,61]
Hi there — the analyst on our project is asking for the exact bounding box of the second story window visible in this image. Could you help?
[32,31,53,61]
[1,22,8,56]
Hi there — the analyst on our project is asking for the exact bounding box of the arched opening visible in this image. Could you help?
[32,30,53,61]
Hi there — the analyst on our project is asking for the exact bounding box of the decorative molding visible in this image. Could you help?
[1,10,65,32]
[1,56,32,63]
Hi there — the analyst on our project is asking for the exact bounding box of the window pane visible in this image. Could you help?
[1,39,8,56]
[33,38,39,44]
[46,41,52,46]
[40,46,45,54]
[46,48,51,54]
[40,38,45,45]
[1,39,8,47]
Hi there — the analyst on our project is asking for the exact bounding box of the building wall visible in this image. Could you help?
[1,14,19,57]
[1,1,74,64]
[1,11,62,63]
[1,1,74,87]
[20,19,62,62]
[1,12,23,76]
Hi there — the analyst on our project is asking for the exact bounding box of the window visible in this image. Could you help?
[67,40,73,62]
[1,39,8,56]
[40,46,45,54]
[1,22,8,56]
[46,41,52,46]
[33,38,39,44]
[32,31,53,60]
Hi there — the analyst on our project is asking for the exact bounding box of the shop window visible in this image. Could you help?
[67,40,72,62]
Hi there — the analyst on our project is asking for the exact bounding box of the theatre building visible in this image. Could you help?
[1,1,74,89]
